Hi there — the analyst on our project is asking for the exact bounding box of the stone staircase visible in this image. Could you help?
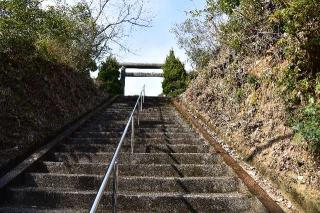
[0,97,266,212]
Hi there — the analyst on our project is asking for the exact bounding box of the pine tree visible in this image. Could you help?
[98,56,122,94]
[162,50,187,96]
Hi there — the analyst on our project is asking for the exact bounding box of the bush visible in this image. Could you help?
[98,56,122,95]
[293,102,320,153]
[162,50,187,97]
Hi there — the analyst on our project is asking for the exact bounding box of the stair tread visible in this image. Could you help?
[0,97,265,212]
[9,187,246,197]
[27,172,236,179]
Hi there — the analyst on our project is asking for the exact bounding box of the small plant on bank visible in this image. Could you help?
[98,56,122,95]
[292,101,320,153]
[162,50,187,97]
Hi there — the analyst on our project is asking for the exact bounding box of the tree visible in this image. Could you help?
[98,56,122,94]
[0,0,151,74]
[162,50,187,97]
[172,2,221,69]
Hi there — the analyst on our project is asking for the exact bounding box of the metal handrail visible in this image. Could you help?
[90,85,146,213]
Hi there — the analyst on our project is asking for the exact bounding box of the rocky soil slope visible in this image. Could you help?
[180,49,320,212]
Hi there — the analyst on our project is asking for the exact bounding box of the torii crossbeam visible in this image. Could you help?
[119,62,164,94]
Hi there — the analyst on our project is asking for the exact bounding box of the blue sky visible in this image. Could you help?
[90,0,206,96]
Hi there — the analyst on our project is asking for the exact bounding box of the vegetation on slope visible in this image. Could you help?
[0,0,150,75]
[174,0,320,211]
[0,53,107,174]
[175,0,320,153]
[0,0,149,173]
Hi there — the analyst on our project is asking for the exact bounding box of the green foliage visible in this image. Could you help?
[246,74,260,88]
[172,10,217,69]
[0,0,99,74]
[0,0,43,55]
[162,50,187,97]
[293,102,320,153]
[186,70,198,85]
[207,0,240,15]
[98,56,122,95]
[275,0,320,106]
[235,88,245,102]
[176,0,320,154]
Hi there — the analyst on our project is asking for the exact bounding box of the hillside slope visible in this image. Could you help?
[0,53,108,174]
[180,49,320,212]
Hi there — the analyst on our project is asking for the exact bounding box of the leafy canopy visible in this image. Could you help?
[0,0,150,74]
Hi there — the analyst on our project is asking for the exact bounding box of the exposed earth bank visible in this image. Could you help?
[0,53,108,175]
[180,49,320,212]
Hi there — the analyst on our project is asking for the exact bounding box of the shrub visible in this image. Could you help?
[162,50,187,97]
[293,102,320,153]
[98,56,122,95]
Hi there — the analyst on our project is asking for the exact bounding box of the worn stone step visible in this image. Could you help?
[98,111,177,116]
[100,108,176,113]
[38,162,230,177]
[50,152,220,164]
[5,188,257,212]
[0,207,137,213]
[90,116,179,122]
[72,131,198,139]
[79,126,193,133]
[23,173,240,193]
[67,137,203,145]
[83,121,186,126]
[57,143,210,153]
[0,207,86,213]
[82,123,188,130]
[90,116,178,121]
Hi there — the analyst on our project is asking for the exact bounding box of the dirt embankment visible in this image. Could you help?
[181,50,320,212]
[0,53,108,174]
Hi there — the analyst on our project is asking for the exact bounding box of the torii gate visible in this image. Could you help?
[119,63,164,94]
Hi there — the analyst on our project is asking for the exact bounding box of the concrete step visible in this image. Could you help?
[79,126,193,133]
[0,207,88,213]
[5,188,256,212]
[97,111,178,116]
[50,152,221,164]
[100,108,176,113]
[82,123,188,130]
[0,97,267,213]
[23,173,240,193]
[0,207,137,213]
[38,162,230,177]
[57,143,210,153]
[89,115,179,122]
[72,131,198,138]
[67,137,204,145]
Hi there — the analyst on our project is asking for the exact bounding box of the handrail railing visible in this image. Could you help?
[90,85,146,213]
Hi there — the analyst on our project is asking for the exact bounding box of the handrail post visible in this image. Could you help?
[112,161,118,213]
[140,94,143,111]
[131,117,134,154]
[137,103,140,126]
[144,85,146,101]
[142,86,145,103]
